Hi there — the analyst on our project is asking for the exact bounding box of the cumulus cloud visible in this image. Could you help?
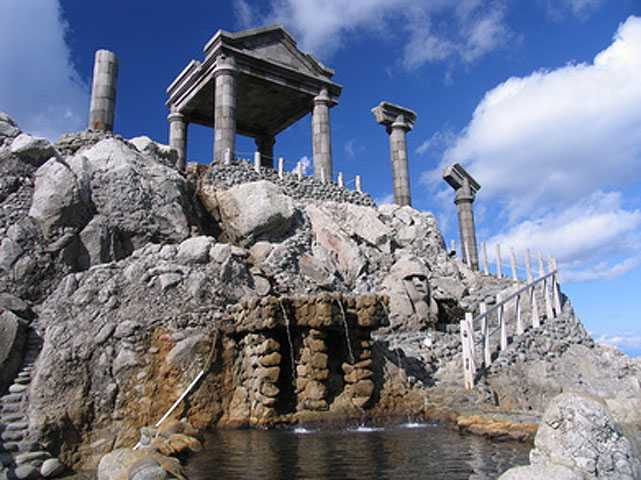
[236,0,511,69]
[0,0,88,140]
[429,16,641,214]
[487,191,641,282]
[424,17,641,283]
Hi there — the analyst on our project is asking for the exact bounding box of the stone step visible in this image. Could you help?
[1,393,24,404]
[14,377,30,386]
[0,413,26,423]
[8,385,27,394]
[1,403,22,414]
[15,451,51,466]
[5,422,29,432]
[1,441,39,453]
[1,430,25,442]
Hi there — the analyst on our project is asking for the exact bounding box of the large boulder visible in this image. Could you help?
[499,464,582,480]
[501,392,641,479]
[205,180,298,246]
[29,138,203,266]
[0,310,28,394]
[129,136,178,169]
[10,133,57,166]
[0,112,20,142]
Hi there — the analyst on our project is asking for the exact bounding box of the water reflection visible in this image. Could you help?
[186,423,529,480]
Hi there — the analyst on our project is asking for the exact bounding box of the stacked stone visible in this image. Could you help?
[343,337,375,409]
[242,333,281,425]
[296,330,329,412]
[200,162,376,207]
[54,130,119,157]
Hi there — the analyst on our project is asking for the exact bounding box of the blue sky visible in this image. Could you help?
[1,0,640,355]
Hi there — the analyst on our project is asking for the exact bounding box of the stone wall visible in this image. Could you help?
[194,161,376,207]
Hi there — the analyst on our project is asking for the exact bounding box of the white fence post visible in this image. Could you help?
[338,171,344,188]
[552,257,562,314]
[495,244,503,279]
[450,239,457,255]
[278,157,284,179]
[297,162,303,180]
[510,247,518,281]
[525,249,533,283]
[482,242,490,275]
[497,293,507,351]
[539,253,554,319]
[254,152,261,173]
[355,175,362,192]
[530,284,540,328]
[515,294,523,335]
[224,148,232,165]
[460,319,471,390]
[480,302,491,367]
[320,167,326,183]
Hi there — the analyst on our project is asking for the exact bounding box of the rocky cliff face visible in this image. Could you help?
[1,111,640,478]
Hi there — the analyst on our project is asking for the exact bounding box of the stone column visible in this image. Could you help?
[371,102,417,207]
[255,135,275,169]
[167,110,187,171]
[389,116,412,207]
[213,54,238,164]
[443,164,481,271]
[455,181,479,270]
[89,50,118,131]
[312,88,336,180]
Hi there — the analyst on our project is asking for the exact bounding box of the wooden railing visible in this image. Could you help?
[459,258,563,390]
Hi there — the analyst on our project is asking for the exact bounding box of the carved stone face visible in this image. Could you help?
[403,274,429,301]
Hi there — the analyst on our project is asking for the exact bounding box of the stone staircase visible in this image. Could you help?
[0,329,63,479]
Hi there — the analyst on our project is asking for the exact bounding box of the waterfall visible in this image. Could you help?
[336,299,355,364]
[279,301,297,385]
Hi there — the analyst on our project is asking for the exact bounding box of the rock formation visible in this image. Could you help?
[0,111,640,479]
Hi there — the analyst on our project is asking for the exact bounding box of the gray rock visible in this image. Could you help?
[212,180,298,245]
[128,135,178,169]
[177,236,215,264]
[499,464,582,480]
[40,458,65,478]
[10,133,57,166]
[12,465,39,480]
[0,112,20,139]
[128,458,167,480]
[0,311,27,395]
[502,392,641,480]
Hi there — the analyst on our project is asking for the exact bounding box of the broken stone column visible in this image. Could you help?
[167,110,187,170]
[312,88,337,180]
[443,163,481,270]
[213,54,237,164]
[88,49,118,131]
[255,135,275,169]
[371,102,417,207]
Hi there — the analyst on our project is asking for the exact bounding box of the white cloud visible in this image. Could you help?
[234,0,258,29]
[0,0,89,140]
[487,191,641,282]
[543,0,604,21]
[416,130,456,155]
[240,0,511,69]
[292,155,312,175]
[427,16,641,216]
[596,333,641,353]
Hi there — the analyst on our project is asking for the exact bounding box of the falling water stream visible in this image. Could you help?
[336,299,355,364]
[279,301,297,385]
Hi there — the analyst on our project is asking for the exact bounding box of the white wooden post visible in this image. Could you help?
[355,175,362,192]
[278,157,284,179]
[495,244,503,279]
[515,294,523,336]
[480,302,491,367]
[450,239,456,255]
[254,152,261,173]
[539,253,554,319]
[224,148,232,165]
[498,293,507,351]
[460,319,472,390]
[552,257,562,314]
[338,171,344,188]
[297,162,303,181]
[465,312,477,379]
[320,167,326,183]
[482,241,490,275]
[510,247,518,281]
[530,285,540,328]
[525,249,533,283]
